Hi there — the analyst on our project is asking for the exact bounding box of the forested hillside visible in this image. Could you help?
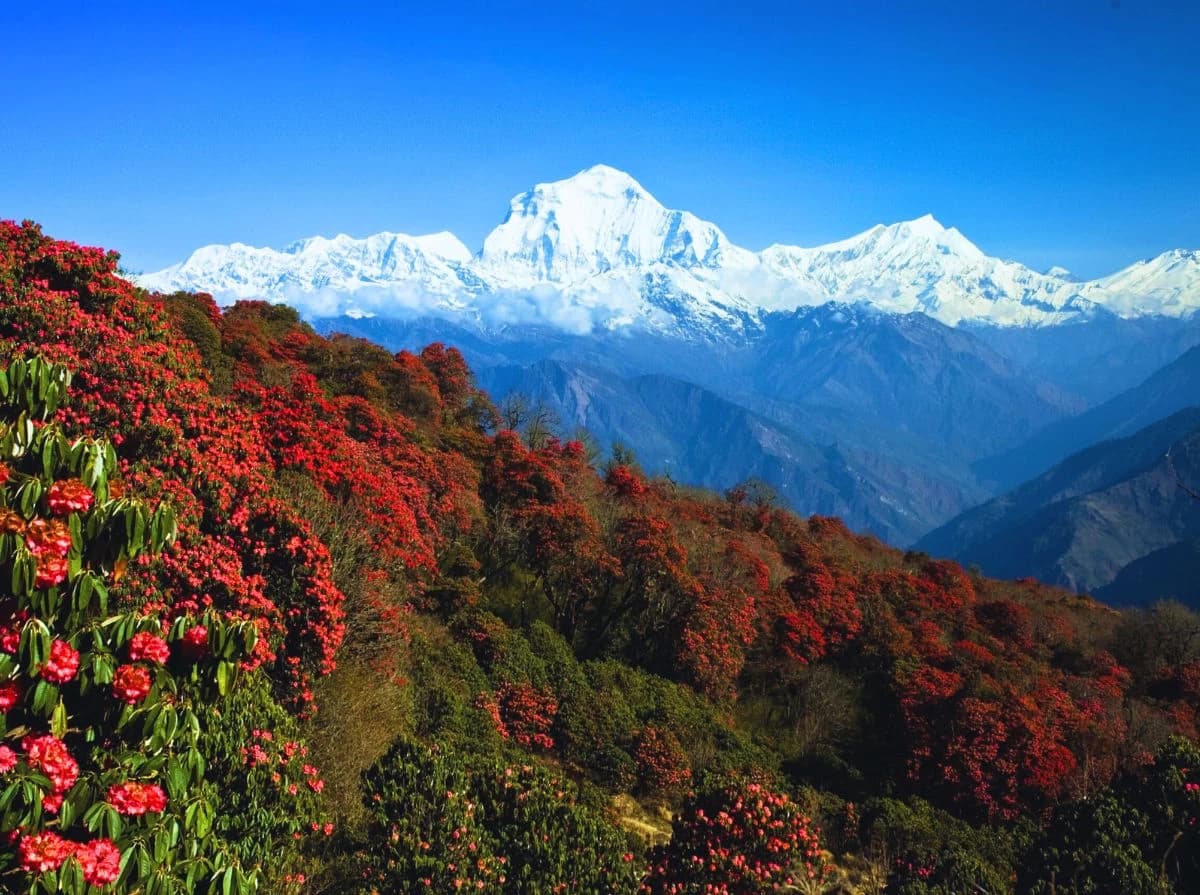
[1,220,1198,894]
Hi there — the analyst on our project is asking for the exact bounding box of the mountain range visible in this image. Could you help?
[138,164,1200,332]
[136,165,1200,594]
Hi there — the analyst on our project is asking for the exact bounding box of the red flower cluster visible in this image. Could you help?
[0,744,17,772]
[18,831,75,873]
[605,464,648,498]
[17,832,121,885]
[107,781,168,815]
[181,624,209,657]
[633,726,692,793]
[643,782,829,895]
[41,639,80,683]
[0,680,21,712]
[25,518,72,557]
[34,556,69,589]
[0,612,22,654]
[46,479,94,516]
[74,838,122,886]
[128,631,170,664]
[495,682,557,751]
[111,663,152,704]
[240,728,326,796]
[22,734,79,794]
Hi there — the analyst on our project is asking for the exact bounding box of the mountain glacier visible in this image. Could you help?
[138,164,1200,333]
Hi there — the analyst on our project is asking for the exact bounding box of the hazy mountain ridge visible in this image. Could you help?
[918,407,1200,595]
[978,345,1200,489]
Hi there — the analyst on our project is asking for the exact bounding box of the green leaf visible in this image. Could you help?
[50,699,67,738]
[216,660,232,696]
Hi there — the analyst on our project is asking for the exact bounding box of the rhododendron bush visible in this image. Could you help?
[0,357,262,894]
[642,780,831,895]
[357,738,642,895]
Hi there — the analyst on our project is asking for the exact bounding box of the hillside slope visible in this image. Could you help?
[327,304,1072,543]
[920,407,1200,592]
[5,220,1200,894]
[978,345,1200,490]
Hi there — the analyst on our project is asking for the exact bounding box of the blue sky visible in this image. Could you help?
[1,1,1197,277]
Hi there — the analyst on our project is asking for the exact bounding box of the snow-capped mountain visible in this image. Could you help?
[477,164,758,281]
[137,164,1200,335]
[756,215,1099,326]
[1078,249,1200,318]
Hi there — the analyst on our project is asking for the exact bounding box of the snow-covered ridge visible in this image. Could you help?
[137,164,1200,336]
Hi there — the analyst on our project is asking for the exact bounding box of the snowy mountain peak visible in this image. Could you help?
[559,163,653,198]
[480,164,751,282]
[871,214,983,258]
[1079,248,1200,318]
[899,212,946,236]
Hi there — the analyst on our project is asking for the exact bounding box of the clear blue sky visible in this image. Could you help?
[2,1,1197,277]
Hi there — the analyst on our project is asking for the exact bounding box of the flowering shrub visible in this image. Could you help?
[358,738,505,893]
[633,726,692,795]
[471,760,642,894]
[857,798,1014,895]
[198,674,331,894]
[1132,735,1200,889]
[495,681,557,751]
[642,780,830,895]
[0,356,264,894]
[0,222,347,713]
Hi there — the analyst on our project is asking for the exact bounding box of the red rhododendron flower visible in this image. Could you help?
[0,680,21,712]
[25,519,72,558]
[128,632,170,664]
[181,624,209,658]
[47,479,94,516]
[42,792,63,813]
[18,831,74,873]
[34,556,69,589]
[0,745,17,773]
[74,839,122,887]
[22,734,79,793]
[111,663,152,704]
[0,466,8,486]
[41,640,80,684]
[107,781,168,815]
[0,614,22,654]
